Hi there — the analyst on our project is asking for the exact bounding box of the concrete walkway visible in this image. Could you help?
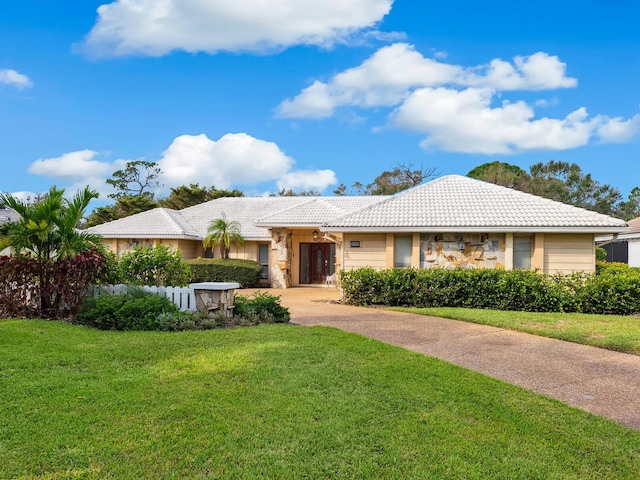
[246,287,640,430]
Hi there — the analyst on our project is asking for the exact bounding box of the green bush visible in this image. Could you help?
[75,288,189,331]
[233,291,290,323]
[340,267,640,315]
[119,245,191,287]
[188,258,262,287]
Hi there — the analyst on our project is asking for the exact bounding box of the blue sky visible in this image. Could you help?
[1,0,639,206]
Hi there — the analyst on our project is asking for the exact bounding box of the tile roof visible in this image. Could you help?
[626,216,640,234]
[85,208,201,238]
[177,197,313,240]
[323,175,628,233]
[255,196,389,226]
[0,206,20,224]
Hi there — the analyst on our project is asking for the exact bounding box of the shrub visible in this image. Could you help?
[75,288,185,330]
[596,247,607,262]
[0,250,108,319]
[188,258,262,287]
[118,245,191,287]
[340,266,640,315]
[233,291,290,323]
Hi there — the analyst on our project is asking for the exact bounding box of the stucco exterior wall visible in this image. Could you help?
[176,239,200,260]
[342,233,388,271]
[228,242,259,261]
[628,239,640,267]
[543,233,595,274]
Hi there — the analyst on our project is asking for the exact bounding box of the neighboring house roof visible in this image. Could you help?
[597,216,640,244]
[255,196,389,227]
[323,175,628,233]
[0,205,20,224]
[625,217,640,235]
[85,208,201,239]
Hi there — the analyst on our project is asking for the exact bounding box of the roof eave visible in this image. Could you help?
[321,226,627,234]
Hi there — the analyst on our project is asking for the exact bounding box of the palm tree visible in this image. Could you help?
[203,214,245,259]
[0,186,103,316]
[0,186,102,260]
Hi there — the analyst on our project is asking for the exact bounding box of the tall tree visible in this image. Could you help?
[467,160,623,217]
[203,215,245,259]
[526,161,621,215]
[334,164,437,196]
[106,160,161,199]
[277,188,321,197]
[84,161,162,227]
[615,187,640,221]
[157,183,244,210]
[467,161,529,189]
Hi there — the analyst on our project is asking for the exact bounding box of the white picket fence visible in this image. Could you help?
[91,284,196,312]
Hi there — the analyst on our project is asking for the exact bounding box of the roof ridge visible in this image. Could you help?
[255,197,319,223]
[158,207,198,236]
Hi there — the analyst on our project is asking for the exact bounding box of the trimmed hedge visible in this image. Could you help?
[340,267,640,315]
[187,258,262,287]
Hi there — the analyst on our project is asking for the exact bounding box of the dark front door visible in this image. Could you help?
[300,243,335,284]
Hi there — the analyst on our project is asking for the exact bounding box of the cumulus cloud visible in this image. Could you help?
[25,135,337,197]
[277,43,461,118]
[277,170,338,192]
[278,43,640,153]
[0,68,33,89]
[27,150,126,197]
[596,114,640,143]
[158,133,337,192]
[277,44,577,118]
[80,0,393,57]
[392,88,596,154]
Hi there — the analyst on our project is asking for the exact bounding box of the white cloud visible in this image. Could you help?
[27,150,126,198]
[29,150,115,179]
[277,43,461,118]
[279,43,640,153]
[460,52,577,91]
[25,134,337,198]
[277,170,338,192]
[81,0,393,57]
[596,114,640,143]
[392,88,598,154]
[158,132,337,191]
[0,68,33,89]
[277,44,576,119]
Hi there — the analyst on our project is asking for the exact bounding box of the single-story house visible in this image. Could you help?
[596,216,640,266]
[86,175,629,288]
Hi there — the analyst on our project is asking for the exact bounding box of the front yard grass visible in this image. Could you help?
[2,320,640,479]
[392,307,640,355]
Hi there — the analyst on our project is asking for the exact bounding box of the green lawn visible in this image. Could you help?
[2,321,640,479]
[392,307,640,355]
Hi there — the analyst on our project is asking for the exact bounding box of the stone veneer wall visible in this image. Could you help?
[419,233,506,270]
[270,229,292,288]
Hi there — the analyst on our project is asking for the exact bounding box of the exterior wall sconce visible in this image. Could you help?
[313,229,321,241]
[458,238,466,251]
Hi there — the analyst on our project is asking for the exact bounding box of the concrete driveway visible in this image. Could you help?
[243,287,640,431]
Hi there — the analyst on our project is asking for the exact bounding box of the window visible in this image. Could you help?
[259,243,269,280]
[513,236,532,269]
[394,235,412,268]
